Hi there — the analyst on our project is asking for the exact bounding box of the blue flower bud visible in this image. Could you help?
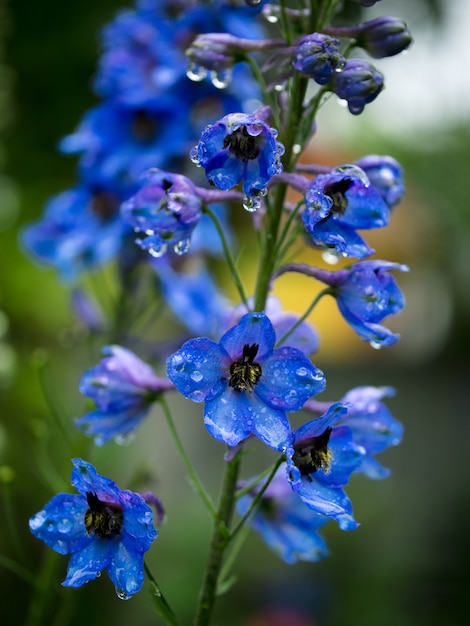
[186,33,244,73]
[331,58,384,115]
[354,155,405,209]
[293,33,345,85]
[356,16,412,58]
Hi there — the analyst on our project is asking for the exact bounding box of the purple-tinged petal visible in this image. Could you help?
[256,347,325,412]
[220,312,275,360]
[166,337,228,402]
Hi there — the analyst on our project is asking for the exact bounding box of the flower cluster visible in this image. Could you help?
[25,0,411,621]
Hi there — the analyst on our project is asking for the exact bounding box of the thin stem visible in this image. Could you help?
[202,205,250,310]
[276,287,332,346]
[144,561,182,626]
[193,451,241,626]
[161,397,216,518]
[229,456,283,543]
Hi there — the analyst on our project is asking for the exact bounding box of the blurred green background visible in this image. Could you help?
[1,0,469,625]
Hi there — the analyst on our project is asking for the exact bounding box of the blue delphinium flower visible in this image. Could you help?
[21,186,127,282]
[293,33,345,85]
[121,168,203,257]
[339,386,404,478]
[76,345,174,445]
[190,112,284,204]
[302,164,389,259]
[285,403,364,529]
[312,260,408,346]
[237,465,329,564]
[29,459,158,598]
[167,312,325,450]
[331,58,384,115]
[354,155,405,209]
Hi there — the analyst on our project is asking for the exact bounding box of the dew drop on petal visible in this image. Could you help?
[333,164,370,186]
[370,341,382,350]
[210,68,232,89]
[245,0,262,6]
[115,588,131,600]
[57,518,73,533]
[189,146,201,165]
[173,238,191,255]
[322,249,340,265]
[148,243,168,258]
[296,367,308,377]
[190,370,203,383]
[186,63,207,82]
[243,195,261,212]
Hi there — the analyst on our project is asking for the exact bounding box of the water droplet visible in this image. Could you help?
[264,9,279,23]
[245,0,262,6]
[370,341,382,350]
[190,370,203,383]
[144,228,155,236]
[115,432,136,446]
[189,146,201,165]
[243,195,261,212]
[333,164,370,186]
[210,68,232,89]
[296,367,308,377]
[57,518,73,533]
[147,243,168,258]
[186,63,207,82]
[322,249,340,265]
[274,81,286,92]
[292,143,302,155]
[115,588,131,600]
[173,238,191,255]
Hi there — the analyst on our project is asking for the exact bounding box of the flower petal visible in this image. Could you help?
[107,540,146,597]
[62,539,114,588]
[220,312,275,360]
[203,389,254,447]
[71,458,122,502]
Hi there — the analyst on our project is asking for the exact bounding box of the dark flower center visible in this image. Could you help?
[223,126,261,162]
[84,491,123,539]
[89,190,120,223]
[132,110,158,142]
[292,427,332,479]
[323,178,353,215]
[229,343,262,392]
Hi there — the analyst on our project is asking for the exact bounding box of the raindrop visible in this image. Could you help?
[115,432,136,446]
[245,0,262,6]
[190,370,203,383]
[274,81,286,92]
[292,143,302,155]
[296,367,308,377]
[186,63,207,82]
[370,341,382,350]
[115,588,131,601]
[322,249,340,265]
[243,195,262,212]
[173,238,191,256]
[189,146,201,165]
[264,10,279,23]
[144,228,155,236]
[147,243,168,258]
[333,164,370,186]
[57,518,73,533]
[210,68,232,89]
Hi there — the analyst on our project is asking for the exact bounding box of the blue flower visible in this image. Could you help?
[355,17,412,59]
[331,58,384,115]
[21,186,127,282]
[354,155,405,209]
[76,345,173,445]
[339,386,403,478]
[312,260,408,346]
[302,164,389,259]
[121,168,203,257]
[293,33,345,85]
[237,465,329,563]
[285,403,364,529]
[29,459,158,598]
[190,112,284,199]
[167,312,325,450]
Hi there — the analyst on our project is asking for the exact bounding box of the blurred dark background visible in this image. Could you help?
[1,0,469,625]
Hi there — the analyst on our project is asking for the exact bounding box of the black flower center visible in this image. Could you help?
[223,126,261,162]
[292,427,332,480]
[84,492,123,539]
[323,178,353,216]
[132,110,158,142]
[89,190,120,223]
[229,343,262,392]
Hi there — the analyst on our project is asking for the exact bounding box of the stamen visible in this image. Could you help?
[229,343,262,392]
[84,492,123,538]
[223,126,261,162]
[292,427,333,477]
[323,178,353,215]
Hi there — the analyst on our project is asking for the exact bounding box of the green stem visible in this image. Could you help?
[203,205,250,309]
[145,561,182,626]
[276,287,332,346]
[193,452,241,626]
[161,397,216,518]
